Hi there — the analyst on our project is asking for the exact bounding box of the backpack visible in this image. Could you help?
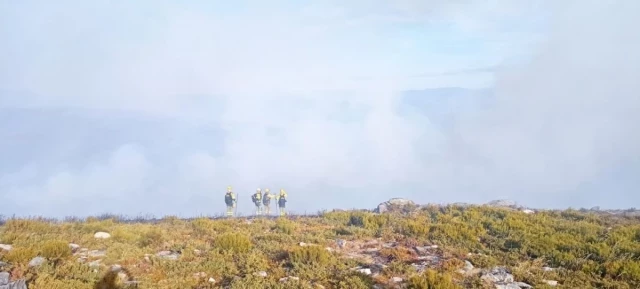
[252,193,261,203]
[263,194,272,205]
[225,193,233,206]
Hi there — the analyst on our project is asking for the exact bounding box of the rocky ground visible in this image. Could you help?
[1,199,639,288]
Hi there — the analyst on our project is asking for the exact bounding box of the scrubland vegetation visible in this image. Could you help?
[1,204,640,288]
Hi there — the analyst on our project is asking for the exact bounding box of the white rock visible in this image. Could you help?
[28,256,46,267]
[544,280,558,286]
[390,277,403,283]
[542,266,554,272]
[356,268,372,275]
[94,232,111,239]
[69,243,81,252]
[0,244,12,251]
[255,271,268,277]
[208,277,216,283]
[522,209,535,214]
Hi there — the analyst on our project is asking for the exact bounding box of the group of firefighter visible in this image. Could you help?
[224,186,288,217]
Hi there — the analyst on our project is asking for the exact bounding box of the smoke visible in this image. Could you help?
[0,0,638,217]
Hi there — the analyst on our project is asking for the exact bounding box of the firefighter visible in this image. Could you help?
[262,188,274,215]
[224,186,236,217]
[276,189,288,216]
[251,188,263,215]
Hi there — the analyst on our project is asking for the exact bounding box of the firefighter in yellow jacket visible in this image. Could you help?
[276,189,288,216]
[251,188,263,215]
[224,186,236,217]
[262,188,275,215]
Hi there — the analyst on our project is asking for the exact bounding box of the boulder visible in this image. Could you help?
[486,200,518,208]
[374,198,416,213]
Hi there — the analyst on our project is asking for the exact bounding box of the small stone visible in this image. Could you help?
[514,282,533,288]
[208,277,216,283]
[69,243,81,252]
[88,260,102,268]
[279,276,300,282]
[193,272,206,279]
[28,257,46,267]
[325,247,333,252]
[0,244,12,251]
[88,250,106,257]
[542,266,554,272]
[390,277,403,283]
[522,209,535,214]
[356,268,372,275]
[193,249,202,256]
[544,280,558,286]
[94,232,111,239]
[464,260,474,271]
[0,272,9,285]
[299,242,307,246]
[336,239,347,249]
[255,271,268,277]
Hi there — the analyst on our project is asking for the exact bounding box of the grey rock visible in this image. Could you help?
[514,282,533,288]
[481,267,514,283]
[156,250,180,260]
[0,272,9,285]
[88,250,106,257]
[0,261,8,267]
[88,260,102,268]
[0,278,27,289]
[464,260,474,271]
[374,198,416,213]
[28,256,46,267]
[494,284,521,289]
[486,199,518,208]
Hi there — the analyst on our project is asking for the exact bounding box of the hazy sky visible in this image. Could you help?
[1,0,638,218]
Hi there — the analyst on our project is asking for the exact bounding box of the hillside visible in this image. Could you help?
[1,201,640,289]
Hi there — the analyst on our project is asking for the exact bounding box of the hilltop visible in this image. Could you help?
[1,199,640,289]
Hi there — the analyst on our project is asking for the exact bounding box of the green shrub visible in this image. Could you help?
[39,240,71,260]
[288,245,332,266]
[274,218,297,234]
[406,269,461,289]
[214,233,252,254]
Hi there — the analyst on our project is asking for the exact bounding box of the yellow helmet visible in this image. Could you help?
[256,188,261,192]
[227,186,232,191]
[265,188,270,193]
[280,189,286,194]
